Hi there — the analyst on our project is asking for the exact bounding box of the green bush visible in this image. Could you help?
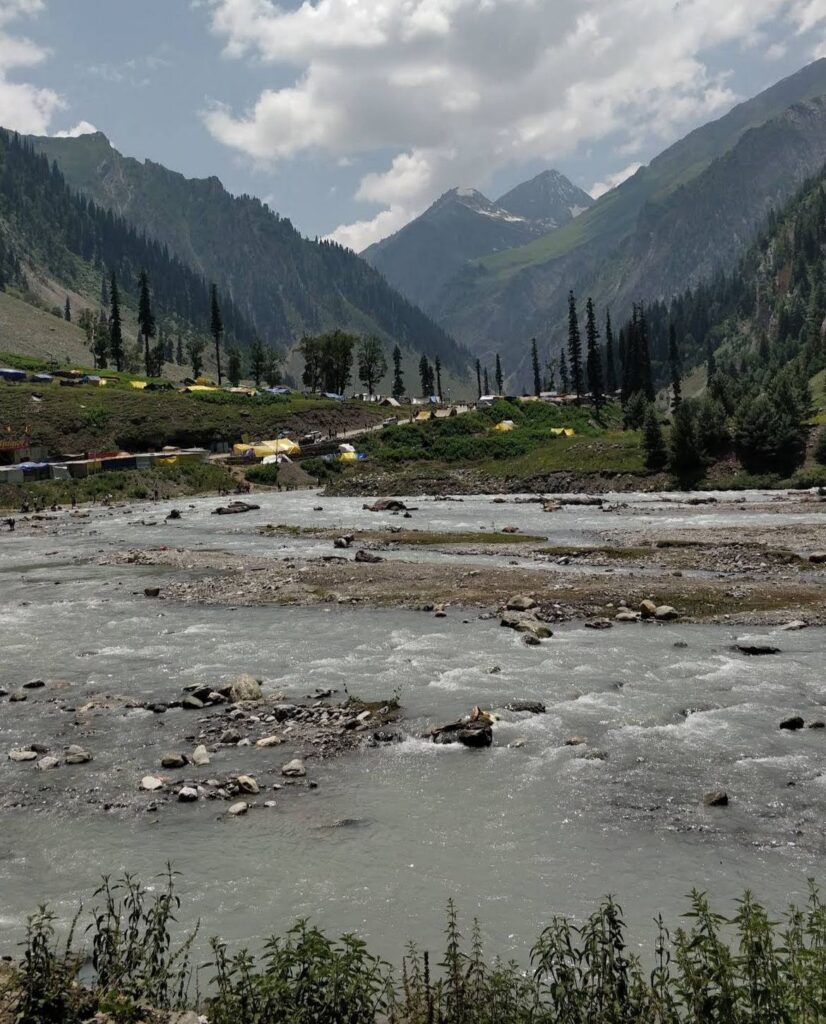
[9,879,826,1024]
[245,463,282,485]
[814,425,826,467]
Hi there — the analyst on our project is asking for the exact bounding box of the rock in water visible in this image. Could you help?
[735,640,780,655]
[36,755,60,770]
[780,620,807,631]
[235,775,259,794]
[141,775,164,791]
[654,605,679,621]
[585,618,613,629]
[228,674,263,702]
[161,753,188,769]
[228,801,249,816]
[177,786,199,802]
[191,744,210,766]
[8,749,38,761]
[256,735,282,748]
[506,595,537,611]
[505,701,546,714]
[639,599,657,618]
[615,611,639,622]
[281,758,307,777]
[703,790,729,807]
[212,501,260,515]
[779,716,805,731]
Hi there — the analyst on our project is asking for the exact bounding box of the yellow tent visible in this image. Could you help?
[130,380,147,390]
[549,427,576,437]
[338,450,358,462]
[185,384,219,393]
[415,410,431,421]
[493,420,515,432]
[232,438,300,458]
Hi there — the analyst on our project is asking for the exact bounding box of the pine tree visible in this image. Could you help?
[531,338,541,396]
[604,312,617,394]
[357,335,387,396]
[418,354,431,397]
[210,283,223,386]
[638,304,654,401]
[186,337,205,378]
[668,323,682,409]
[669,400,704,480]
[175,333,184,366]
[585,297,604,412]
[109,271,124,372]
[475,358,482,398]
[93,313,109,369]
[559,349,569,394]
[642,404,668,471]
[100,273,109,311]
[391,345,405,400]
[483,366,490,394]
[263,347,281,387]
[495,353,503,394]
[567,291,584,402]
[137,269,156,377]
[249,337,266,386]
[434,355,443,401]
[227,347,242,387]
[706,338,717,384]
[64,296,71,322]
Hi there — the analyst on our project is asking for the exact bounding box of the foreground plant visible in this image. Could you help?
[5,878,826,1023]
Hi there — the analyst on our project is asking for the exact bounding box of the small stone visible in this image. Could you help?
[780,716,805,731]
[615,611,639,623]
[228,801,248,815]
[506,595,537,611]
[781,620,808,631]
[36,755,60,770]
[8,691,27,702]
[509,738,527,748]
[140,775,164,791]
[177,786,199,802]
[703,790,729,807]
[220,729,242,744]
[182,695,205,710]
[191,744,210,765]
[506,701,546,714]
[654,605,679,621]
[8,749,38,762]
[584,618,612,629]
[808,551,826,564]
[735,640,780,656]
[144,587,161,598]
[235,774,259,794]
[354,549,383,563]
[161,753,188,769]
[263,799,277,808]
[808,720,825,729]
[256,735,283,748]
[639,599,657,618]
[281,758,306,777]
[64,745,92,764]
[565,736,587,746]
[523,634,541,646]
[22,679,45,689]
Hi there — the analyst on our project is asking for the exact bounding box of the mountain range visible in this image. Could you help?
[362,170,593,314]
[428,59,826,383]
[25,130,469,377]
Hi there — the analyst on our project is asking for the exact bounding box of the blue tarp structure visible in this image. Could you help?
[322,392,345,401]
[17,461,49,470]
[0,368,26,381]
[31,373,53,383]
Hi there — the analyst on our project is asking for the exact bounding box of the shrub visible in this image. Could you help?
[642,404,668,471]
[245,463,282,485]
[734,393,806,475]
[814,425,826,467]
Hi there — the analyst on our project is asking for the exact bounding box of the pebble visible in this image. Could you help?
[235,775,259,794]
[256,735,282,748]
[8,749,38,762]
[140,775,165,791]
[191,744,210,766]
[228,801,248,816]
[177,786,199,802]
[36,755,60,771]
[282,758,306,777]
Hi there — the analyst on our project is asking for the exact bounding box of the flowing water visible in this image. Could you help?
[1,490,825,961]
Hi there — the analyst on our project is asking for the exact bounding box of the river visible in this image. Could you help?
[1,489,825,963]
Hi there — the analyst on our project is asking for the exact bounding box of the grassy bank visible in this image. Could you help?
[0,381,384,455]
[0,462,234,510]
[4,874,826,1023]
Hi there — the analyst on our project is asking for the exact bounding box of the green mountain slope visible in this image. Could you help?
[434,59,826,374]
[31,131,469,374]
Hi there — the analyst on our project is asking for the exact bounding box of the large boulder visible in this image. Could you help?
[161,753,188,769]
[808,551,826,564]
[615,610,639,623]
[228,674,263,702]
[354,549,383,563]
[506,595,537,612]
[639,599,657,619]
[281,758,307,777]
[191,744,210,766]
[505,701,546,714]
[779,716,805,731]
[654,605,679,621]
[212,501,260,515]
[235,774,259,794]
[703,790,729,807]
[735,639,780,656]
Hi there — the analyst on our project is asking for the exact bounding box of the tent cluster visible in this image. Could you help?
[232,438,301,459]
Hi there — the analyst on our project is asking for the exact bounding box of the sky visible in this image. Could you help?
[5,0,826,253]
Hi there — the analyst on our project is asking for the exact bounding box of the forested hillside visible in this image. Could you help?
[32,131,469,373]
[0,130,253,346]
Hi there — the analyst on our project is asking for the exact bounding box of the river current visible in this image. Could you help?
[1,489,825,961]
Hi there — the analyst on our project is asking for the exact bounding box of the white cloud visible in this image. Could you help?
[589,161,643,200]
[0,0,64,133]
[53,119,98,138]
[201,0,825,248]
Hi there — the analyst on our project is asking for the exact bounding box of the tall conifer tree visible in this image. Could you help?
[210,283,223,385]
[138,269,156,377]
[604,311,617,394]
[495,353,503,394]
[391,345,405,400]
[567,291,584,402]
[531,338,541,396]
[559,349,569,394]
[668,323,682,409]
[585,297,604,412]
[109,271,123,372]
